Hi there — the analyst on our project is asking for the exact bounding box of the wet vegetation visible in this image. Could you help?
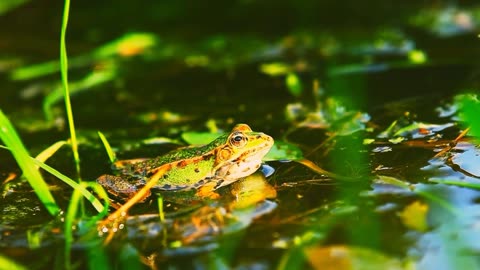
[2,0,480,269]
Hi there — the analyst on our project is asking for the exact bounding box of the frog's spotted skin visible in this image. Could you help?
[97,124,274,197]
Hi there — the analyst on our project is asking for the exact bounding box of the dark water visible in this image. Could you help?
[1,1,480,269]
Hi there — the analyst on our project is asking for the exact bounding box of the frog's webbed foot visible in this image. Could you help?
[97,174,151,204]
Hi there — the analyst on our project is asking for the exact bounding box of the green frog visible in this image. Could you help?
[97,124,274,201]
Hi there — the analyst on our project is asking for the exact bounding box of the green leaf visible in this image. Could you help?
[181,131,221,145]
[259,62,290,76]
[264,141,304,161]
[286,73,303,97]
[458,94,480,139]
[399,201,429,232]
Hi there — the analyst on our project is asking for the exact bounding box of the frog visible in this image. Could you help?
[97,124,274,202]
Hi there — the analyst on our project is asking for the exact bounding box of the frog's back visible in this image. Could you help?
[126,135,227,190]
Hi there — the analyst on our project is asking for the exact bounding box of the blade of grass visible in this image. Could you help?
[60,0,80,177]
[0,254,27,270]
[30,157,105,213]
[0,109,60,216]
[34,140,67,164]
[64,181,109,269]
[98,131,116,163]
[1,143,105,213]
[157,195,164,223]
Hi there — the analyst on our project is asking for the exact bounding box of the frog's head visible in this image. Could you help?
[213,124,273,186]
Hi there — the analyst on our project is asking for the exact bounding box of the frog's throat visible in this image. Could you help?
[213,142,273,186]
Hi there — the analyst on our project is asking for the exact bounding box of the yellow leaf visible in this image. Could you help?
[399,201,429,232]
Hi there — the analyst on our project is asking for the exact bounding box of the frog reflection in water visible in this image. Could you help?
[97,124,274,201]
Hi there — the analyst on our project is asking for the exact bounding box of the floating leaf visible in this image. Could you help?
[264,141,304,161]
[457,94,480,139]
[142,136,180,145]
[259,62,290,76]
[378,120,398,138]
[363,138,375,145]
[393,122,454,138]
[399,200,429,232]
[388,137,405,144]
[408,50,427,64]
[181,131,221,145]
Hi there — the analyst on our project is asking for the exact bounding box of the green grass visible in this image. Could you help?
[64,181,109,269]
[0,110,60,216]
[0,254,27,270]
[0,137,106,213]
[30,157,106,212]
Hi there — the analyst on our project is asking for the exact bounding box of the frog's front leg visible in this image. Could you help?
[195,181,221,200]
[97,174,151,204]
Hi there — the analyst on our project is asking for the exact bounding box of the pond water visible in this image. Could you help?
[1,1,480,269]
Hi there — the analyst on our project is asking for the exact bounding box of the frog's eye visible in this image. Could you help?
[230,132,247,147]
